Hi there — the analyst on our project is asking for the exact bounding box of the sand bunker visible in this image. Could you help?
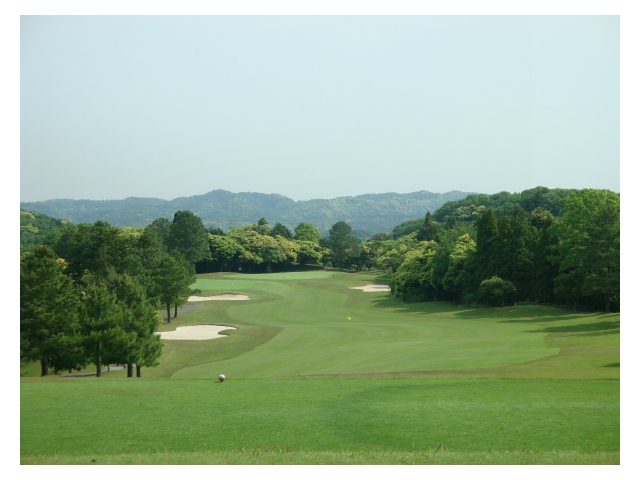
[156,325,236,340]
[350,284,391,292]
[188,294,250,301]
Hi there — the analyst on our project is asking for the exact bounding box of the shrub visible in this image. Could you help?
[476,276,516,307]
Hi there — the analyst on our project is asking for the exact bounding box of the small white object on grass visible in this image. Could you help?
[218,374,225,382]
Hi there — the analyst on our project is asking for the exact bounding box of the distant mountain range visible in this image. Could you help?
[20,189,475,237]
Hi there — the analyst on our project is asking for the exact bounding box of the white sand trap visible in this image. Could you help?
[188,294,250,301]
[157,325,236,340]
[350,284,391,292]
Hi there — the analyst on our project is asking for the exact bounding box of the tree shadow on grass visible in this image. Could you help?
[603,362,620,368]
[369,298,621,324]
[162,304,200,322]
[497,311,619,323]
[370,298,458,316]
[523,320,620,335]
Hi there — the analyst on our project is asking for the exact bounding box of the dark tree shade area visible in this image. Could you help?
[389,189,619,313]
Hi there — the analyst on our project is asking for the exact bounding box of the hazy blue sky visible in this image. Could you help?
[20,15,620,202]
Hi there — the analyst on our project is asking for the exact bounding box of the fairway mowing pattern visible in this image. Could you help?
[173,272,558,379]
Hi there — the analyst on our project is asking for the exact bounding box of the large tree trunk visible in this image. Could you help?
[127,363,133,377]
[136,365,141,377]
[166,303,171,324]
[96,341,102,377]
[605,295,611,313]
[174,303,178,318]
[40,360,48,377]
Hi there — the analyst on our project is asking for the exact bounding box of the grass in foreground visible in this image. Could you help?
[21,377,619,459]
[21,450,619,465]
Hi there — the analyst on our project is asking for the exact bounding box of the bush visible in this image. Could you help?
[476,276,516,307]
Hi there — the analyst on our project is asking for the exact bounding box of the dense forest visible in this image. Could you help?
[21,186,620,376]
[20,209,72,253]
[19,189,472,238]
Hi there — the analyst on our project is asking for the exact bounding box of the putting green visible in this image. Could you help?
[173,272,559,379]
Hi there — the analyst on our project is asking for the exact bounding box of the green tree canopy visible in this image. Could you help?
[271,222,293,239]
[552,189,620,312]
[391,218,423,239]
[294,222,322,244]
[391,241,438,302]
[442,234,477,302]
[20,246,86,376]
[327,221,362,270]
[167,211,212,264]
[416,212,439,242]
[150,252,197,323]
[80,282,137,377]
[476,276,516,307]
[109,274,163,377]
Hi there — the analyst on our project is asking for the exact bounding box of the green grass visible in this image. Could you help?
[20,378,619,456]
[21,450,620,465]
[20,270,620,464]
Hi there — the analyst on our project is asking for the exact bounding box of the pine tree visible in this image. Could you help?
[473,208,499,287]
[80,282,135,377]
[110,274,163,377]
[20,246,86,376]
[417,212,438,242]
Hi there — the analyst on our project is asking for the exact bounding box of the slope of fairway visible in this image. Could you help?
[20,377,619,457]
[172,272,558,379]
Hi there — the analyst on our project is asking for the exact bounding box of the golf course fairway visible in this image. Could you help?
[20,270,620,464]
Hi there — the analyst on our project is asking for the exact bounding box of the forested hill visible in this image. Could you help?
[431,186,579,221]
[20,190,472,235]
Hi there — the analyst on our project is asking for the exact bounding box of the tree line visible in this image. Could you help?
[21,210,212,376]
[21,209,368,376]
[21,187,620,376]
[372,188,619,312]
[196,218,367,273]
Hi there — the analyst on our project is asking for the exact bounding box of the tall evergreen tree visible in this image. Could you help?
[151,252,197,323]
[109,274,163,377]
[80,282,135,377]
[529,207,558,303]
[473,208,499,287]
[145,217,172,249]
[417,212,438,242]
[270,222,293,239]
[167,211,212,265]
[20,246,86,376]
[581,198,620,312]
[503,207,536,300]
[327,221,362,270]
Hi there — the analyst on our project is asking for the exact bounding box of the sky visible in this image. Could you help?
[19,13,620,203]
